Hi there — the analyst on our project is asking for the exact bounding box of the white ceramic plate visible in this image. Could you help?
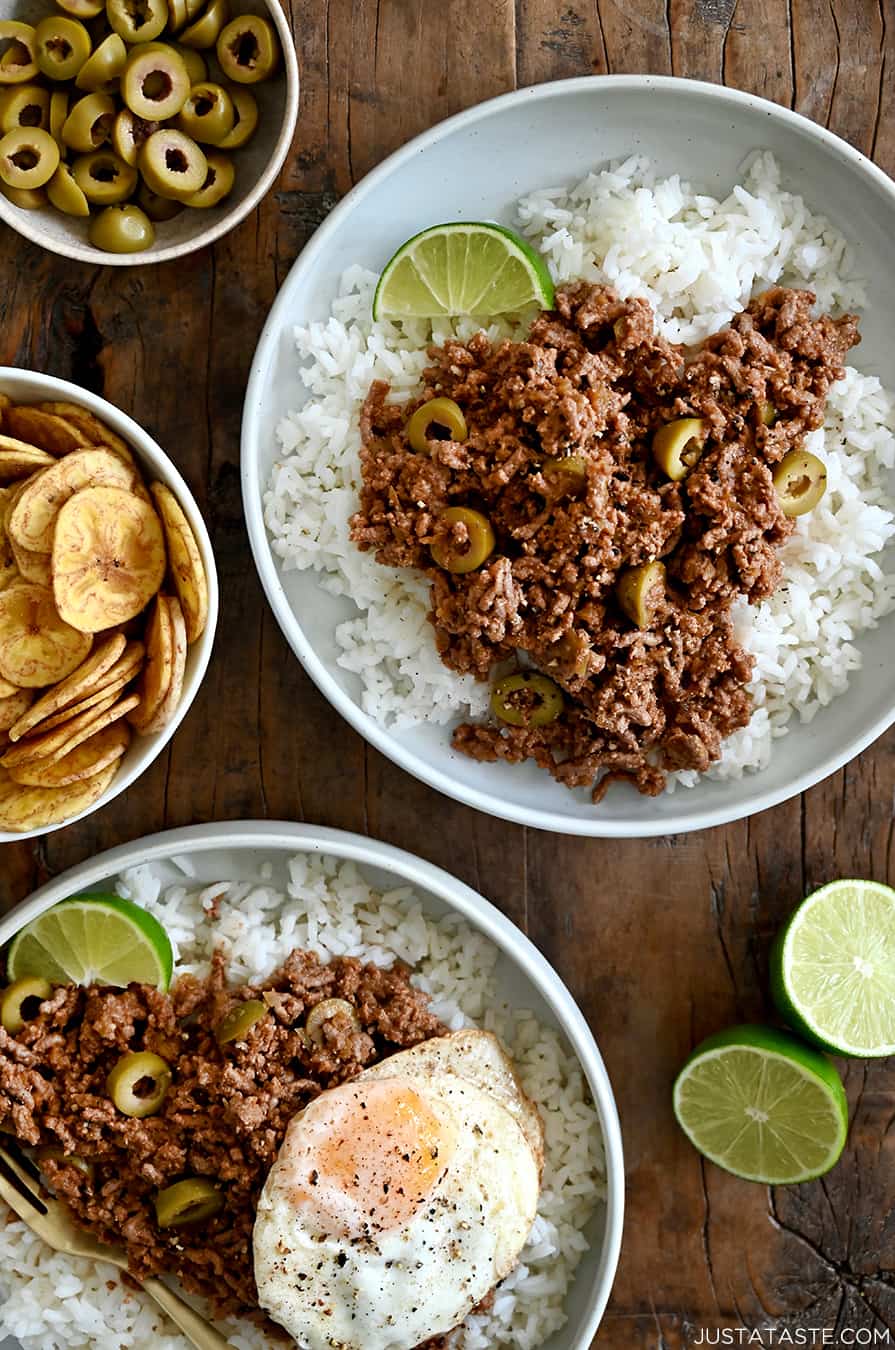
[0,367,218,842]
[241,75,895,836]
[0,820,624,1350]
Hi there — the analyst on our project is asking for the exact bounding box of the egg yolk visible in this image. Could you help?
[286,1079,453,1236]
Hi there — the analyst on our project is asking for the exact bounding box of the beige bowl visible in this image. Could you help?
[0,367,218,842]
[0,0,299,265]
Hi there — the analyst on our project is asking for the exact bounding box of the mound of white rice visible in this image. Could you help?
[264,150,895,784]
[0,855,605,1350]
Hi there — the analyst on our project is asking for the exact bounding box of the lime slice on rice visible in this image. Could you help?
[372,222,555,320]
[7,894,173,991]
[673,1024,848,1184]
[770,879,895,1057]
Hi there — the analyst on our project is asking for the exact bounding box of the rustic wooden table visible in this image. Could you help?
[1,1,894,1346]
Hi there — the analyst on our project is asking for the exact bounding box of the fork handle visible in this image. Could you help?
[141,1276,232,1349]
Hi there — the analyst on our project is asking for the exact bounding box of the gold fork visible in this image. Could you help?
[0,1142,232,1349]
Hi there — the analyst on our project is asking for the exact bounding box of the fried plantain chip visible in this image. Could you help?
[8,534,52,586]
[127,594,172,732]
[35,642,143,736]
[0,688,32,732]
[36,402,135,464]
[135,594,186,736]
[7,721,130,788]
[1,688,123,767]
[5,406,89,457]
[52,486,166,633]
[0,438,56,481]
[47,691,139,764]
[0,583,92,689]
[0,674,21,698]
[0,759,119,831]
[7,631,125,742]
[9,449,139,555]
[150,482,208,644]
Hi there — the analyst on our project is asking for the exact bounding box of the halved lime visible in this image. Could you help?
[673,1024,848,1184]
[7,894,173,991]
[372,222,555,320]
[770,879,895,1057]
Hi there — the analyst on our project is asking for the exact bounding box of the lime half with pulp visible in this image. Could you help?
[7,893,173,991]
[770,879,895,1057]
[372,222,555,320]
[673,1024,848,1184]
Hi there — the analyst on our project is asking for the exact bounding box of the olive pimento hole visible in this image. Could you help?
[132,1074,159,1098]
[46,36,73,61]
[10,148,39,170]
[19,104,42,127]
[0,39,31,68]
[126,0,154,28]
[425,419,452,441]
[788,474,811,500]
[194,94,215,117]
[142,70,172,101]
[231,31,259,66]
[92,114,113,145]
[18,994,44,1021]
[164,147,188,173]
[90,161,119,182]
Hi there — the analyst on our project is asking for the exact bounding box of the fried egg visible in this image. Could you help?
[253,1029,543,1350]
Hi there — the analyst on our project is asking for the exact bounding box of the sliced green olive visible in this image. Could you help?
[216,997,267,1044]
[0,976,52,1034]
[430,506,495,574]
[46,161,90,215]
[173,42,206,83]
[176,81,234,144]
[616,560,666,628]
[772,449,827,518]
[166,0,191,32]
[89,202,155,252]
[543,454,587,495]
[62,92,115,152]
[136,177,182,219]
[0,85,50,134]
[491,671,564,728]
[180,0,229,50]
[0,128,60,188]
[759,400,777,427]
[0,180,46,208]
[106,1049,171,1117]
[138,127,206,199]
[154,1177,223,1228]
[75,33,126,92]
[216,13,279,83]
[184,148,233,206]
[49,89,69,146]
[305,998,360,1047]
[652,417,706,481]
[217,84,256,149]
[0,24,38,87]
[107,0,168,44]
[72,148,136,202]
[121,45,190,120]
[406,397,467,453]
[56,0,105,17]
[111,107,156,165]
[34,17,92,82]
[36,1146,94,1182]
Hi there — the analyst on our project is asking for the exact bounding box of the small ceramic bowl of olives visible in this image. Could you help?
[0,0,298,264]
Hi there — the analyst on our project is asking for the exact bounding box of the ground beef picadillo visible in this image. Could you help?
[0,950,445,1321]
[351,284,859,799]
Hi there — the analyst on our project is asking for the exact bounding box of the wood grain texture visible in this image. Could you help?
[0,2,894,1347]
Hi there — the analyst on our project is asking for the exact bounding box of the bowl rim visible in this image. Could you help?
[0,366,219,842]
[0,817,626,1345]
[0,0,300,267]
[241,72,895,838]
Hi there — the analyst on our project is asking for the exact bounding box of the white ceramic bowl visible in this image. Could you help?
[0,820,624,1349]
[0,367,218,841]
[0,0,299,266]
[242,74,895,837]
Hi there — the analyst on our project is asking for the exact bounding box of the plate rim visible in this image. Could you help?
[0,818,626,1347]
[240,72,895,837]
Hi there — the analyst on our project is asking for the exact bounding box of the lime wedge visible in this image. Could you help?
[7,894,173,991]
[770,879,895,1057]
[372,222,555,320]
[673,1024,848,1184]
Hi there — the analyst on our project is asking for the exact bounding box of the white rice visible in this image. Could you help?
[0,855,605,1350]
[263,150,895,784]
